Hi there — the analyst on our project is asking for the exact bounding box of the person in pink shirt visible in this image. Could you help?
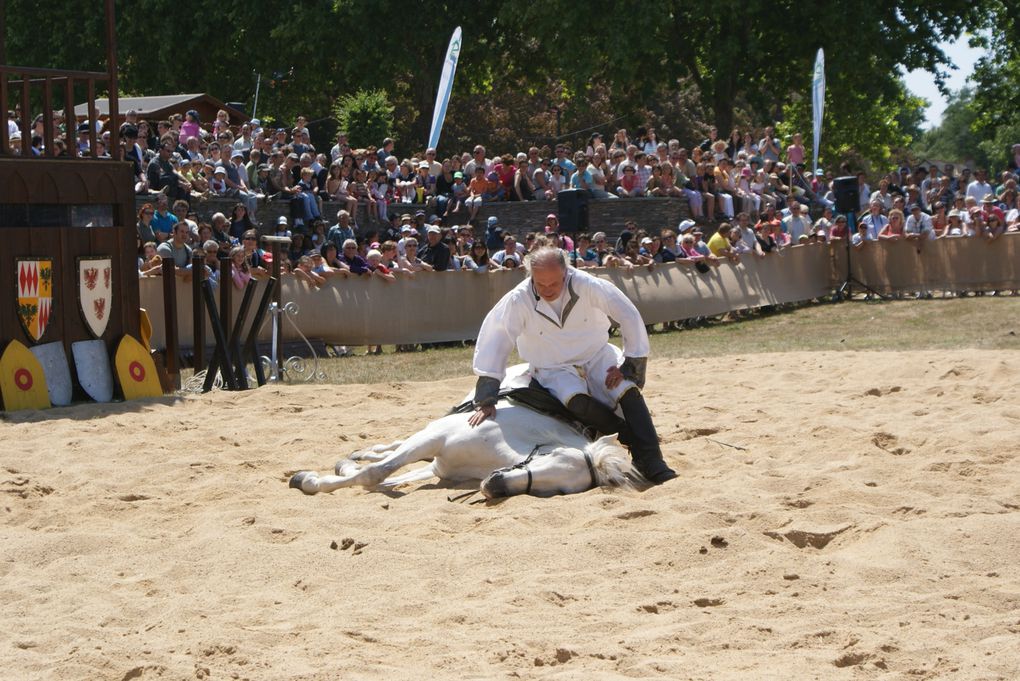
[786,133,805,166]
[180,110,202,145]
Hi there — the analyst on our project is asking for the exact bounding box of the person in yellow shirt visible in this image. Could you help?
[706,222,740,262]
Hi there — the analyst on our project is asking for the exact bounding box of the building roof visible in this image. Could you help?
[74,93,246,120]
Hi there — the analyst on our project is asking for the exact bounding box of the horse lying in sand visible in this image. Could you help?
[289,372,641,499]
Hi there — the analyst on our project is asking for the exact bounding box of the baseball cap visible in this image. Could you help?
[430,214,442,224]
[678,219,696,233]
[400,225,412,233]
[453,171,463,179]
[276,216,289,225]
[231,149,243,159]
[213,166,226,175]
[427,225,441,234]
[640,237,653,245]
[414,210,426,218]
[546,213,557,221]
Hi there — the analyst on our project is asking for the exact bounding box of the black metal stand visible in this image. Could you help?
[835,211,887,301]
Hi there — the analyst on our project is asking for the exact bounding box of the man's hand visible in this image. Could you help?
[468,405,495,427]
[605,366,624,390]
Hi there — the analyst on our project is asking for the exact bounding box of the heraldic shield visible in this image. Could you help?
[16,258,55,343]
[78,257,113,338]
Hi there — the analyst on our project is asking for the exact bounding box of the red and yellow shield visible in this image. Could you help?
[16,258,55,343]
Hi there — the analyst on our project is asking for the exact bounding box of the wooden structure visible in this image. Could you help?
[0,0,140,403]
[74,93,247,130]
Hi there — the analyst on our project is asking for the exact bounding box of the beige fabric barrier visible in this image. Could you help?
[140,246,834,349]
[139,235,1017,350]
[839,233,1020,294]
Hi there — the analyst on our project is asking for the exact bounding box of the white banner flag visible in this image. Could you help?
[428,27,463,151]
[812,48,825,177]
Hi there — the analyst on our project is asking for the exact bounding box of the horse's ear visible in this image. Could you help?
[593,434,622,449]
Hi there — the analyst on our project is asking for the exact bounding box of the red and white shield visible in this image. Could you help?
[78,257,113,338]
[16,258,55,343]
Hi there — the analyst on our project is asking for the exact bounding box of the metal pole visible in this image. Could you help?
[251,73,261,120]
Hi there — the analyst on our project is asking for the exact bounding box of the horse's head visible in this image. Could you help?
[480,437,638,499]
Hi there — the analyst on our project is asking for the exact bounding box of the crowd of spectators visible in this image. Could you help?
[7,106,1019,308]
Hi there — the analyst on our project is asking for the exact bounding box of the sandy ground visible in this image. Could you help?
[2,350,1019,681]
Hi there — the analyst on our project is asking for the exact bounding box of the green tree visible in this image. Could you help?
[333,90,394,150]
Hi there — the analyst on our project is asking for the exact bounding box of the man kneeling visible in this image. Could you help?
[469,246,677,484]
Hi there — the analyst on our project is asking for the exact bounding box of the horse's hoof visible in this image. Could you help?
[289,471,316,495]
[334,461,345,475]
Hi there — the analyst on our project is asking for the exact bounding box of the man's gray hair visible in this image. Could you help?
[524,246,570,274]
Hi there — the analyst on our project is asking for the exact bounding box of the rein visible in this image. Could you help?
[504,443,599,495]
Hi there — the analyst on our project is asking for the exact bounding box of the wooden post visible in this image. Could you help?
[227,280,257,389]
[0,1,6,65]
[86,77,96,158]
[161,258,180,389]
[104,0,119,158]
[219,255,232,348]
[0,72,8,154]
[63,76,76,158]
[42,77,53,156]
[191,252,205,369]
[20,71,30,157]
[243,278,276,387]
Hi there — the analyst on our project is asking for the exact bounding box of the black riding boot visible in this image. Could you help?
[566,394,626,438]
[617,388,677,484]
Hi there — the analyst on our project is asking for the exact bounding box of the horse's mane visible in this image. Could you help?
[585,436,644,491]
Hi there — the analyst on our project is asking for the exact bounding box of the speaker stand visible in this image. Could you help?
[834,211,887,301]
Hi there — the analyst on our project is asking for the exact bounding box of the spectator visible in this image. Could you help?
[966,169,993,203]
[785,133,805,166]
[339,238,371,274]
[156,221,193,280]
[491,234,522,269]
[707,223,740,262]
[228,245,252,290]
[851,220,875,249]
[783,201,811,244]
[150,194,178,241]
[418,225,452,271]
[462,240,494,272]
[617,164,641,198]
[137,203,157,245]
[229,203,254,241]
[399,237,433,272]
[293,255,326,287]
[879,209,907,240]
[466,166,487,222]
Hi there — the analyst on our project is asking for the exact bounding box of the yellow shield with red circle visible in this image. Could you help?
[0,339,51,411]
[114,335,163,400]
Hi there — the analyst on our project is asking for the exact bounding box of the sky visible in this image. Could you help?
[903,35,987,129]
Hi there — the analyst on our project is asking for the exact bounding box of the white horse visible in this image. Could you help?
[288,402,641,499]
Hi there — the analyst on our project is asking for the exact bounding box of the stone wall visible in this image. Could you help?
[135,194,692,241]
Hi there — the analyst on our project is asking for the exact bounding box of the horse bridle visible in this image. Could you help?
[504,443,599,495]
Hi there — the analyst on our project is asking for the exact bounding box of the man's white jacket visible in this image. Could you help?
[472,267,649,381]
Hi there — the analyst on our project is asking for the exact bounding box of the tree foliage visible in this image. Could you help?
[0,0,1004,169]
[333,90,394,150]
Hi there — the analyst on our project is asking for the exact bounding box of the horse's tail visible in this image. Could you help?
[586,436,644,490]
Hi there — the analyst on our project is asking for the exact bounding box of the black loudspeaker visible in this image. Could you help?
[832,176,859,213]
[557,189,589,232]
